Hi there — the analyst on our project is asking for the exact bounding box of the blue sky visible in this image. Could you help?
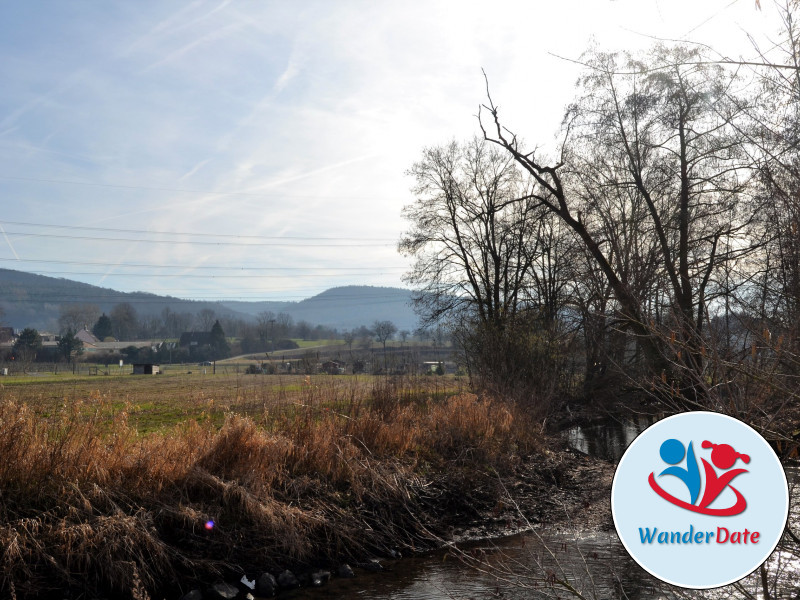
[0,0,783,302]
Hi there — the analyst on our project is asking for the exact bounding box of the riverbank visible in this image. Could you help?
[0,376,619,600]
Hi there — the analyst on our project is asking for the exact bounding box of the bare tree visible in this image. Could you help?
[373,320,397,370]
[58,304,100,335]
[197,308,217,331]
[400,137,539,329]
[481,45,761,402]
[343,329,356,356]
[400,137,576,405]
[110,302,139,341]
[274,312,293,339]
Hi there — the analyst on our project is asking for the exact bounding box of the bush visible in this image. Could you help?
[274,339,299,350]
[455,314,577,416]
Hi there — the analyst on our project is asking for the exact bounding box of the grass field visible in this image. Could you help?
[0,371,465,434]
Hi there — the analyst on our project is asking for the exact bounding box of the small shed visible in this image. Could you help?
[321,360,345,375]
[132,363,160,375]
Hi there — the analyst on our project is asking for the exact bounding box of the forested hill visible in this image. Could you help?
[0,268,251,331]
[0,269,418,332]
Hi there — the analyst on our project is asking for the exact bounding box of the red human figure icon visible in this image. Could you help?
[698,441,750,509]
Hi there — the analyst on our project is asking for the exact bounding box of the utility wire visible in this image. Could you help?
[0,231,393,247]
[0,293,413,304]
[0,257,405,271]
[11,270,398,278]
[0,175,408,202]
[0,220,395,242]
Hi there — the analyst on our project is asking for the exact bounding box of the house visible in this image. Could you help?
[132,363,160,375]
[76,328,100,346]
[0,327,13,343]
[179,332,215,347]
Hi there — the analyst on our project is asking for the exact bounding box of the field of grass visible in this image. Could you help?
[290,338,347,349]
[0,371,464,433]
[0,371,536,599]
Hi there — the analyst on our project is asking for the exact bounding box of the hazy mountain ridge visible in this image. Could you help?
[0,269,418,332]
[227,286,419,331]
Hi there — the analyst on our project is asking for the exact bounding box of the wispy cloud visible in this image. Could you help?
[141,21,243,72]
[251,154,378,191]
[98,241,139,286]
[179,158,212,181]
[273,51,302,94]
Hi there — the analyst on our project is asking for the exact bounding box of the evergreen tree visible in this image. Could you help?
[57,329,83,362]
[210,320,230,360]
[13,328,42,368]
[93,314,113,340]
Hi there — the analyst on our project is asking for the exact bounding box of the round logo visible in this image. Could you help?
[611,411,789,588]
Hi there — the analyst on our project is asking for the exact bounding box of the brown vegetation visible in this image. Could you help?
[0,375,542,599]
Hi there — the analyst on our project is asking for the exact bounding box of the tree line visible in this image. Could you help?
[3,306,442,369]
[51,303,347,345]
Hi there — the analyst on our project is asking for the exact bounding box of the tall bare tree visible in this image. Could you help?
[58,304,100,335]
[400,137,540,330]
[197,308,217,331]
[111,302,139,341]
[373,320,397,369]
[482,45,761,401]
[400,137,575,405]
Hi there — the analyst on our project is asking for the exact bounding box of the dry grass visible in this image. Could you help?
[0,374,540,599]
[0,372,462,432]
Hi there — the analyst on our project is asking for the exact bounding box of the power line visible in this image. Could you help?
[0,257,406,271]
[0,284,407,294]
[0,175,408,202]
[0,220,395,242]
[0,292,413,304]
[0,230,394,247]
[683,0,740,37]
[11,270,399,278]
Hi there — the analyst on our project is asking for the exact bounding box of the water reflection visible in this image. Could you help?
[285,420,799,600]
[564,414,655,461]
[288,529,668,600]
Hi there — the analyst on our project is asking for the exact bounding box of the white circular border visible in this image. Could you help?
[611,411,790,589]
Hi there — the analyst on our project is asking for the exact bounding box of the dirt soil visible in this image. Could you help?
[438,443,617,546]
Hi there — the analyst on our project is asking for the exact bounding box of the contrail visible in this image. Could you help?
[0,222,20,260]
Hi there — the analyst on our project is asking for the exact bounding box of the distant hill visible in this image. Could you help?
[222,285,418,332]
[0,269,419,333]
[0,268,251,331]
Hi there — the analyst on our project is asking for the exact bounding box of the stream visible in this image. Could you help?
[285,416,660,600]
[281,416,800,600]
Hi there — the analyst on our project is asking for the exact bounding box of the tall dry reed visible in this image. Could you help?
[0,376,540,599]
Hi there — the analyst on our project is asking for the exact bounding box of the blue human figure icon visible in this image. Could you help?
[658,439,701,505]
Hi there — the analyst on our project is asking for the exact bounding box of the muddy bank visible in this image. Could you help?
[166,444,618,600]
[444,446,616,543]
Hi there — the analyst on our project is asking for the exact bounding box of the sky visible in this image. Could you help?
[0,0,788,303]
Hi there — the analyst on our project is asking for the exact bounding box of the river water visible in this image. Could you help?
[284,416,800,600]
